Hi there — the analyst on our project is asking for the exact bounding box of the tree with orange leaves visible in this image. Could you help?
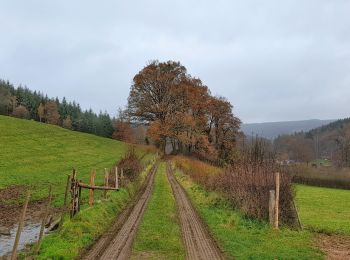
[112,109,134,143]
[128,60,241,164]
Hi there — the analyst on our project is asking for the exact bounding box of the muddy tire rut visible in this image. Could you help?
[166,163,224,260]
[82,163,158,260]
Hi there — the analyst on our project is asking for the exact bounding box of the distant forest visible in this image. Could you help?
[274,117,350,167]
[0,79,115,138]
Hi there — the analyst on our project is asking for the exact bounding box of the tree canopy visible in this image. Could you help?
[128,60,241,164]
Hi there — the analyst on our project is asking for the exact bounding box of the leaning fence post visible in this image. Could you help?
[115,166,119,190]
[35,185,52,254]
[274,172,280,229]
[89,169,96,207]
[104,168,109,199]
[269,190,276,226]
[292,199,303,230]
[63,174,71,209]
[60,174,71,226]
[11,190,31,260]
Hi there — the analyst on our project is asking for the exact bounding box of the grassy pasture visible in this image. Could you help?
[295,184,350,235]
[0,115,153,206]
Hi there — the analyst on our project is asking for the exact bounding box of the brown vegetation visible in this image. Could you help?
[128,60,241,165]
[274,119,350,168]
[274,134,314,163]
[116,148,143,182]
[292,165,350,189]
[112,121,134,143]
[63,115,73,129]
[37,103,45,122]
[44,101,60,125]
[174,139,298,226]
[12,105,29,119]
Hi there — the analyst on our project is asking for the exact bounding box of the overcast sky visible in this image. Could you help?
[0,0,349,123]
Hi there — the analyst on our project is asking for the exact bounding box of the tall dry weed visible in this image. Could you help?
[174,138,298,226]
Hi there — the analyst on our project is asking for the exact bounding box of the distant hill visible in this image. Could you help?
[273,117,350,163]
[241,119,336,139]
[306,118,350,136]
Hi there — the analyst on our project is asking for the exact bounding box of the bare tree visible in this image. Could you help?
[44,101,60,125]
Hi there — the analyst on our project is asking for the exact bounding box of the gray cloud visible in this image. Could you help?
[0,0,349,123]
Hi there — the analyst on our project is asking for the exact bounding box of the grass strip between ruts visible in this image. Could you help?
[131,162,185,260]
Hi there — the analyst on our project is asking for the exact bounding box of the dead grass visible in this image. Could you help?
[173,155,298,226]
[293,165,350,189]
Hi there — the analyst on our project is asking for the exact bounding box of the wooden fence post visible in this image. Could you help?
[104,168,109,199]
[70,169,78,218]
[35,185,52,254]
[78,181,82,212]
[63,174,71,208]
[11,190,31,260]
[60,174,71,226]
[292,199,303,230]
[115,166,119,190]
[269,190,275,226]
[274,172,280,229]
[89,170,96,207]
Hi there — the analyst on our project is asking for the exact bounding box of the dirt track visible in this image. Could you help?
[317,234,350,260]
[166,163,224,260]
[83,163,158,260]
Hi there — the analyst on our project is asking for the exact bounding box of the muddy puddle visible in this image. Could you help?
[0,222,44,257]
[0,186,60,258]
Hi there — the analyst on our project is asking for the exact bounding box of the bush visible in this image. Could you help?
[218,164,296,226]
[174,139,298,227]
[116,147,142,182]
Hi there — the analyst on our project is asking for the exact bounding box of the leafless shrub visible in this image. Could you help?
[292,165,350,189]
[175,137,298,226]
[217,164,296,226]
[117,147,142,182]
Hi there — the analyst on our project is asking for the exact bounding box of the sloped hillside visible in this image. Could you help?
[242,119,335,139]
[0,115,145,205]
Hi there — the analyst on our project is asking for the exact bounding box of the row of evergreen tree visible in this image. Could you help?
[0,79,114,138]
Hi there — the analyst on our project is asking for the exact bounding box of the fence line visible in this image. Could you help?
[70,166,122,217]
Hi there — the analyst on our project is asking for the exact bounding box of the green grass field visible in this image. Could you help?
[174,169,323,260]
[37,163,154,259]
[132,162,185,259]
[295,184,350,235]
[0,115,154,205]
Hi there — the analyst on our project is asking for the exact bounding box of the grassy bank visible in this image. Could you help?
[174,169,322,259]
[34,162,155,259]
[295,184,350,235]
[0,115,154,205]
[131,162,185,260]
